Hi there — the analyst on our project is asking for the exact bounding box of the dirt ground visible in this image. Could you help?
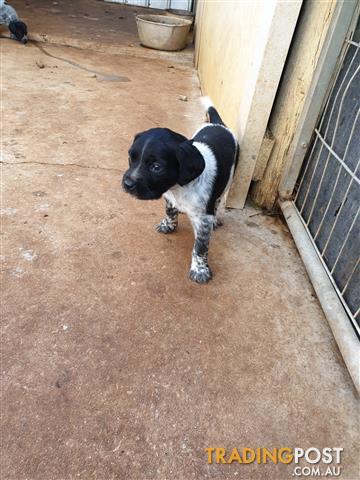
[1,1,358,480]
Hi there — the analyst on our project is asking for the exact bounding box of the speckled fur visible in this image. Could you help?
[0,1,28,43]
[0,0,18,24]
[156,200,178,233]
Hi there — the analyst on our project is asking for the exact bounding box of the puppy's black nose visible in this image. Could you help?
[123,176,136,191]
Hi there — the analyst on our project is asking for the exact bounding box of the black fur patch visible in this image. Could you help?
[176,140,205,186]
[193,125,237,214]
[8,20,28,43]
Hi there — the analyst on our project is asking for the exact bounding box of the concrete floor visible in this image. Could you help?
[8,0,194,63]
[1,2,358,479]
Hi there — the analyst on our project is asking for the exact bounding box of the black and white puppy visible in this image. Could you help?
[122,98,239,283]
[0,0,28,44]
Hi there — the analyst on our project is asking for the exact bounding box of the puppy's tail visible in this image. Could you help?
[200,96,225,126]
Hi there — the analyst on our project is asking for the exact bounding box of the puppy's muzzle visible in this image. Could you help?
[122,174,137,192]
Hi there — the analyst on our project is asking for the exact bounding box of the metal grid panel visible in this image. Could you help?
[295,15,360,333]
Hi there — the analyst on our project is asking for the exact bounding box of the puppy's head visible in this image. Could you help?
[122,128,205,200]
[9,20,28,44]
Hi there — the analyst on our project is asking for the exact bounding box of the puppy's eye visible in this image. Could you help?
[150,162,162,173]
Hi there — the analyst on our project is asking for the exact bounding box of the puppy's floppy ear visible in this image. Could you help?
[9,20,27,38]
[176,141,205,186]
[133,131,146,142]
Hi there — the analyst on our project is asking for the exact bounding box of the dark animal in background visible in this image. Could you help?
[122,97,239,284]
[0,0,28,44]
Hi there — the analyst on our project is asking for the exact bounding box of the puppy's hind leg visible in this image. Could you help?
[189,214,214,283]
[156,199,179,234]
[213,198,224,230]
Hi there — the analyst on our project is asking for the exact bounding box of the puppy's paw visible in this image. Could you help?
[188,265,213,284]
[155,218,177,234]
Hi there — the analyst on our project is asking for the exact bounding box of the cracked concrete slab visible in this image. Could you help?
[1,2,359,480]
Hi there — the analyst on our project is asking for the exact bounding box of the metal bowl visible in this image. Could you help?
[135,14,192,51]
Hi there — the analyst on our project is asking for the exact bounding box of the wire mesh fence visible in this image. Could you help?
[295,15,360,334]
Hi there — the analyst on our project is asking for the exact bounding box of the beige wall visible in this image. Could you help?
[195,0,302,208]
[196,0,276,134]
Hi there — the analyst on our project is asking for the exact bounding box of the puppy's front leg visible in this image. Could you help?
[156,199,179,234]
[189,214,214,284]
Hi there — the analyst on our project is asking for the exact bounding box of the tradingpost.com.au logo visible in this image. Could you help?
[205,447,344,477]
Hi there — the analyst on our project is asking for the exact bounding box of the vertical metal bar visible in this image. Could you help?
[322,167,360,257]
[294,134,319,202]
[330,209,359,274]
[342,257,359,295]
[314,112,360,240]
